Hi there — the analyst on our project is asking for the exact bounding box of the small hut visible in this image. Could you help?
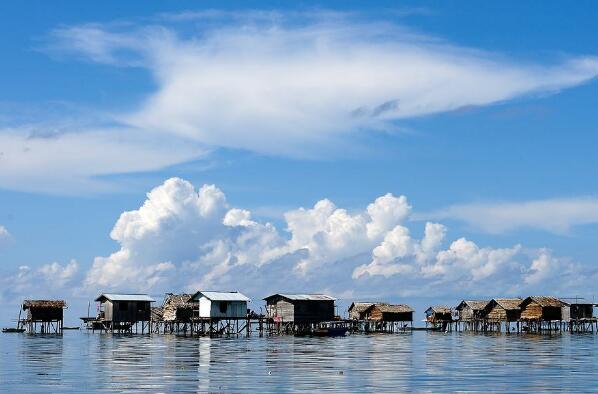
[560,298,594,320]
[484,298,522,332]
[455,300,490,321]
[425,306,453,330]
[21,300,66,333]
[264,294,335,324]
[519,296,569,332]
[365,303,414,322]
[94,293,155,333]
[520,296,567,321]
[190,291,250,319]
[485,298,523,322]
[560,298,596,332]
[348,302,374,320]
[162,293,194,322]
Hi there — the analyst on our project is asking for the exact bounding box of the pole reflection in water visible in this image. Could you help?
[1,331,598,392]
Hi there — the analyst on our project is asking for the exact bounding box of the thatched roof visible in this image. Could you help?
[22,300,66,309]
[494,298,523,311]
[371,303,414,313]
[151,307,164,321]
[525,296,567,307]
[349,302,374,313]
[456,300,489,311]
[427,305,452,314]
[163,293,194,309]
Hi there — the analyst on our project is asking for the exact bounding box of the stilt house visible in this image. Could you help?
[484,298,523,322]
[348,302,374,320]
[162,293,194,322]
[264,294,335,323]
[363,303,414,323]
[190,291,250,319]
[21,300,66,333]
[559,298,595,321]
[425,306,453,324]
[95,293,155,324]
[455,300,490,322]
[519,296,568,321]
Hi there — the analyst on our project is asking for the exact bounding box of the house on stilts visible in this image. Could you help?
[94,293,155,333]
[425,306,454,331]
[483,298,522,332]
[264,293,336,334]
[455,300,490,331]
[519,296,569,332]
[189,291,251,336]
[21,300,66,334]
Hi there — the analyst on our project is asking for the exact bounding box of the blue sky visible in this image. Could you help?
[1,2,598,322]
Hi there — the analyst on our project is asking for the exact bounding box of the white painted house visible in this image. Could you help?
[190,291,250,319]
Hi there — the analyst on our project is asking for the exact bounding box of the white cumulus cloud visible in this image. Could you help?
[79,177,591,298]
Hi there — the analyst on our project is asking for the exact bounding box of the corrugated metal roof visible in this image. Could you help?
[192,291,250,302]
[263,293,336,301]
[560,297,594,305]
[95,294,155,302]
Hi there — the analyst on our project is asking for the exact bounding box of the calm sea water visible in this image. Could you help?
[1,330,598,393]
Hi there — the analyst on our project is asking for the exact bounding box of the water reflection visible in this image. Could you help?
[1,331,598,392]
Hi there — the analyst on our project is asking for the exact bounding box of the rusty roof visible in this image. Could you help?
[493,298,523,310]
[456,300,490,311]
[371,303,414,313]
[22,300,66,309]
[525,296,568,307]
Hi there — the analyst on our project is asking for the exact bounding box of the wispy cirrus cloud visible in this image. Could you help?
[1,11,598,193]
[422,197,598,234]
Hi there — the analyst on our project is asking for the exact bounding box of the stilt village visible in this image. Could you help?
[5,292,597,337]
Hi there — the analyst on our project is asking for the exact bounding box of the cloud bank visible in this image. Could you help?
[2,12,598,192]
[76,178,591,299]
[3,178,593,303]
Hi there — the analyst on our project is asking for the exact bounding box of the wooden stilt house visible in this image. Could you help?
[455,300,489,321]
[264,294,336,323]
[21,300,66,333]
[94,293,155,333]
[348,302,374,320]
[484,298,522,332]
[425,305,453,330]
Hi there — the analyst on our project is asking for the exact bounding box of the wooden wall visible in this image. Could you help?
[104,300,152,322]
[27,307,63,322]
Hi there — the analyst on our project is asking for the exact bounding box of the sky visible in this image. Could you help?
[1,1,598,324]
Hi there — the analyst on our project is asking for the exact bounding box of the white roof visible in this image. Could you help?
[95,293,155,302]
[264,293,336,301]
[192,291,250,302]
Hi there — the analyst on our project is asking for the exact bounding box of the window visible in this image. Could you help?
[219,302,229,314]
